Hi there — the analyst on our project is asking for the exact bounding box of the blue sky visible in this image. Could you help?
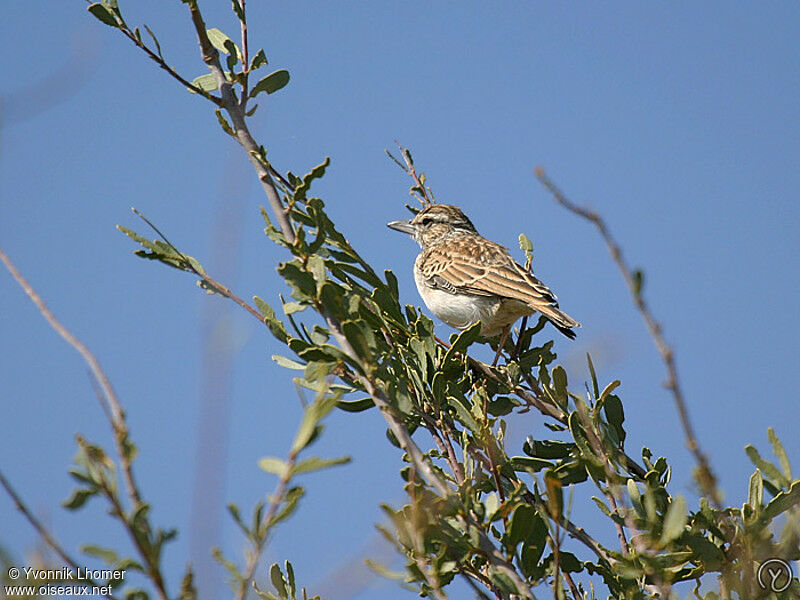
[1,3,798,599]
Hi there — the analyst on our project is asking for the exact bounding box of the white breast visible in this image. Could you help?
[413,263,532,336]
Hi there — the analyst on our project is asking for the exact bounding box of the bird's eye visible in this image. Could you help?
[420,217,433,226]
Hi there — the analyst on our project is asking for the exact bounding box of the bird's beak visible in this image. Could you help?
[387,220,415,235]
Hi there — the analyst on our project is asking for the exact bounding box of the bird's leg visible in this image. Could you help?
[492,324,511,367]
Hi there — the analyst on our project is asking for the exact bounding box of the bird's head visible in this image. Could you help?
[388,204,477,247]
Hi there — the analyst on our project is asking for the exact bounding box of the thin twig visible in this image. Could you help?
[392,141,435,206]
[0,470,118,600]
[562,570,581,599]
[235,452,298,600]
[98,481,169,600]
[420,412,464,485]
[130,208,265,324]
[437,418,465,485]
[115,22,221,104]
[460,571,495,600]
[536,168,721,508]
[1,247,171,599]
[0,248,140,510]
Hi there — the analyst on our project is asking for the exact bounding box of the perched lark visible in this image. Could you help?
[388,204,580,348]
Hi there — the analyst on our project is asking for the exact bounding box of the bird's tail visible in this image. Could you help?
[536,304,580,340]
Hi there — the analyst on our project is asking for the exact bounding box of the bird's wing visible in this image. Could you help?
[419,238,580,331]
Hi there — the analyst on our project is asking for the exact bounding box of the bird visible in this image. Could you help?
[388,204,579,357]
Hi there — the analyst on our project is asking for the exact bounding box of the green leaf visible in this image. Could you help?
[568,411,599,466]
[270,563,288,599]
[365,559,406,580]
[745,444,790,489]
[269,486,304,527]
[523,439,575,459]
[62,488,96,510]
[682,533,725,569]
[191,73,219,93]
[278,261,316,300]
[179,566,197,600]
[489,569,519,595]
[598,380,620,404]
[80,544,119,565]
[760,480,800,525]
[519,516,547,577]
[748,469,764,511]
[586,353,599,399]
[443,321,481,362]
[226,502,251,539]
[341,320,372,361]
[272,354,306,370]
[768,427,792,480]
[603,394,626,445]
[291,396,337,453]
[336,397,375,413]
[556,551,583,573]
[284,561,296,599]
[510,456,552,473]
[254,296,289,343]
[660,495,687,544]
[552,365,568,409]
[518,233,533,252]
[214,109,235,136]
[627,479,645,518]
[291,456,351,476]
[87,3,118,27]
[249,69,290,98]
[591,496,614,519]
[250,49,268,71]
[206,28,234,54]
[303,360,334,383]
[258,457,289,478]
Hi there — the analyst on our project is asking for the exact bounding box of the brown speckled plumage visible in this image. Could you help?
[388,204,580,339]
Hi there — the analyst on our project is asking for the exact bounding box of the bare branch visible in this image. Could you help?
[1,247,170,599]
[535,168,722,508]
[391,141,436,206]
[0,469,118,600]
[0,248,140,509]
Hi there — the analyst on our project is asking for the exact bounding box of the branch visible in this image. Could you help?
[131,208,265,324]
[389,142,436,206]
[535,168,722,508]
[0,247,169,599]
[97,479,169,600]
[235,452,297,600]
[0,248,141,509]
[185,2,295,244]
[0,470,118,600]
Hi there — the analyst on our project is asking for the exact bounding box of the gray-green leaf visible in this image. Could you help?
[660,495,687,544]
[87,3,118,27]
[249,70,290,98]
[191,73,219,93]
